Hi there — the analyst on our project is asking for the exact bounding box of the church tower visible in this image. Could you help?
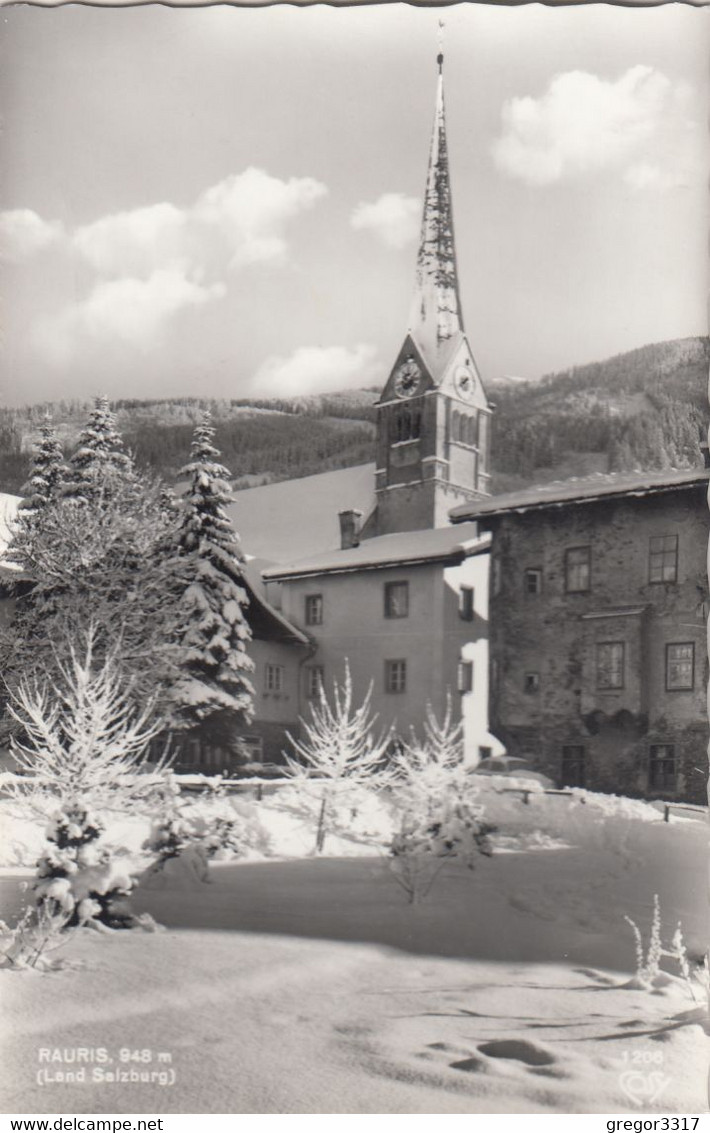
[372,50,491,536]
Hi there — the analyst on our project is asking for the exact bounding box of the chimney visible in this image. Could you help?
[338,509,363,550]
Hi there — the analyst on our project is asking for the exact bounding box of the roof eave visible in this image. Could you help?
[450,475,709,524]
[263,534,491,583]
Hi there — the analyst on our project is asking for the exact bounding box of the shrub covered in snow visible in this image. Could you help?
[143,773,270,872]
[388,699,495,904]
[624,893,707,1003]
[1,633,167,967]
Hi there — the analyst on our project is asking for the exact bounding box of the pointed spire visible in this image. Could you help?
[408,47,464,374]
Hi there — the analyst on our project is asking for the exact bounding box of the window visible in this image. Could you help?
[596,642,625,690]
[466,415,478,447]
[649,744,676,791]
[458,660,473,693]
[649,535,678,584]
[492,557,502,597]
[565,546,591,593]
[561,745,586,788]
[305,594,323,626]
[240,736,264,764]
[524,569,542,595]
[264,664,284,693]
[524,672,540,694]
[306,665,324,699]
[385,659,407,694]
[666,643,694,691]
[459,586,474,620]
[384,581,409,619]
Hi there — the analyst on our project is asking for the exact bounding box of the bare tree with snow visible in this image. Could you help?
[285,660,392,852]
[388,696,495,904]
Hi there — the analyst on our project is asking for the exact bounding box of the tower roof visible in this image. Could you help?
[408,52,464,377]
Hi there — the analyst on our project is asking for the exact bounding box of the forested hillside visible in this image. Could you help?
[0,337,707,496]
[489,336,708,490]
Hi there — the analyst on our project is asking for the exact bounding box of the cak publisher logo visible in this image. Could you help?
[619,1068,671,1107]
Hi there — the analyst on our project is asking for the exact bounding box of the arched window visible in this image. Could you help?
[452,410,461,443]
[467,414,478,447]
[411,411,421,439]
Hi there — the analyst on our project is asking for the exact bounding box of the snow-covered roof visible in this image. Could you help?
[228,464,376,563]
[263,522,489,582]
[450,468,710,523]
[241,560,310,645]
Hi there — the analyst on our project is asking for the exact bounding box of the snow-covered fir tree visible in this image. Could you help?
[19,416,66,512]
[62,396,134,500]
[166,412,254,744]
[6,417,67,574]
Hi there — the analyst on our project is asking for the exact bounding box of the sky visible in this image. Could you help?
[0,3,708,406]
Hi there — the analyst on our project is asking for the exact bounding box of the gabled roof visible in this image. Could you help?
[450,467,710,523]
[263,522,490,581]
[241,561,310,645]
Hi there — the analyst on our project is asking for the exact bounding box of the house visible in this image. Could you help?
[262,522,502,760]
[450,468,709,802]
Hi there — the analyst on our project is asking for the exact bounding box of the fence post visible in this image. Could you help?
[664,804,670,823]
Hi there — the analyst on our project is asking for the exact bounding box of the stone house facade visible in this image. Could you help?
[451,470,709,802]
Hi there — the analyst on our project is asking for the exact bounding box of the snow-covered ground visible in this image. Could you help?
[0,781,707,1114]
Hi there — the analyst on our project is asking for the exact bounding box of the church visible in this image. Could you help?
[222,50,502,769]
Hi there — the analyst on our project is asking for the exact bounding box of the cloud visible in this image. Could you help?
[493,66,699,189]
[350,193,420,249]
[37,266,225,365]
[70,168,327,280]
[193,168,327,269]
[253,343,380,396]
[0,209,64,261]
[73,203,186,277]
[10,166,327,359]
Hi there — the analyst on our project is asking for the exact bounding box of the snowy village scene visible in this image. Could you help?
[0,1,708,1118]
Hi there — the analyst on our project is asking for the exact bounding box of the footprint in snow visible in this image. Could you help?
[477,1039,556,1067]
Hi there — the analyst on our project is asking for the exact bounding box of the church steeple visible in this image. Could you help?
[369,46,492,539]
[408,49,464,376]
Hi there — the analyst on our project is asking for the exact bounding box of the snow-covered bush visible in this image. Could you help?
[388,698,495,904]
[624,894,707,1003]
[144,773,270,871]
[284,661,392,853]
[1,633,167,967]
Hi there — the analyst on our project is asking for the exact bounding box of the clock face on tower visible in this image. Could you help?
[454,366,476,401]
[394,359,422,398]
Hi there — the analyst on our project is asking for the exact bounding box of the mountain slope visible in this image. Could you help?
[0,338,706,496]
